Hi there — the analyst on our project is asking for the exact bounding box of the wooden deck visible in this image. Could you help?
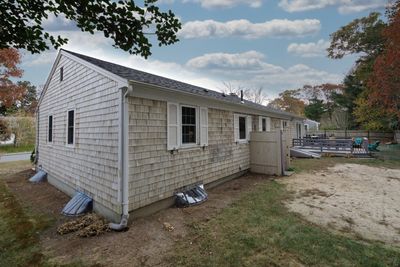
[292,138,370,157]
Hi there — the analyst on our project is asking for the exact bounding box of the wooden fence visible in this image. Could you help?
[307,130,394,142]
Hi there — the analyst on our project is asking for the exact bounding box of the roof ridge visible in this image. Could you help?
[61,49,303,119]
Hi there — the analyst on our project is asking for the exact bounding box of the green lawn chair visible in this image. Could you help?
[368,141,380,151]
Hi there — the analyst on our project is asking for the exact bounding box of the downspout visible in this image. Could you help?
[110,85,132,231]
[35,109,40,166]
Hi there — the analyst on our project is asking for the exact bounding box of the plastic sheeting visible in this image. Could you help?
[175,184,208,207]
[29,170,47,183]
[62,192,93,216]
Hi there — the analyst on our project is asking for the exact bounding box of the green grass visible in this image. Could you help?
[168,181,400,267]
[0,174,53,266]
[0,165,94,267]
[0,144,34,154]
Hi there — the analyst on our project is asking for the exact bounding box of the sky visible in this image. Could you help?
[20,0,388,98]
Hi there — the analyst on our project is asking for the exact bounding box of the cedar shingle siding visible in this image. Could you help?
[127,97,252,210]
[37,50,304,220]
[37,55,121,214]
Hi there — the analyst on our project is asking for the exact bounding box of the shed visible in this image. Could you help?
[36,49,304,224]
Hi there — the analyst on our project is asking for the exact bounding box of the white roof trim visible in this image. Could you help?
[128,80,303,120]
[37,50,128,110]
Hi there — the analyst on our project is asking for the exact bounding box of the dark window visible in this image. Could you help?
[182,106,196,144]
[60,67,64,82]
[67,110,74,145]
[48,115,53,142]
[239,116,246,140]
[262,118,267,132]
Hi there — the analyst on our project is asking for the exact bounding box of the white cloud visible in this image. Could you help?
[279,0,386,14]
[287,39,330,57]
[183,0,262,8]
[179,18,321,39]
[186,51,341,95]
[41,14,77,31]
[21,29,341,97]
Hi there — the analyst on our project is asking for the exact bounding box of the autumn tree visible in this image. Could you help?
[327,11,389,129]
[0,48,26,115]
[268,89,305,116]
[17,81,38,115]
[0,0,181,58]
[367,0,400,129]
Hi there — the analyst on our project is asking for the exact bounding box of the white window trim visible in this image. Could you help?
[180,104,200,148]
[281,120,288,131]
[47,114,54,145]
[259,116,271,132]
[238,115,247,142]
[66,108,76,148]
[235,114,251,143]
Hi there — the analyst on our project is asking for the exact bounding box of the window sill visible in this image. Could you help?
[169,144,207,152]
[236,140,249,144]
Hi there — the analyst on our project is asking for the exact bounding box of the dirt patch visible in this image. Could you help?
[3,169,271,267]
[281,163,400,245]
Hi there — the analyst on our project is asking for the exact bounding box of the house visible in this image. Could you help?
[36,49,304,227]
[304,119,320,132]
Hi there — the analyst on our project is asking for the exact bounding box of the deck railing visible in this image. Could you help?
[292,138,369,155]
[292,138,354,152]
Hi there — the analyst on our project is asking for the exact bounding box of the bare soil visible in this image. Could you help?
[3,168,272,267]
[281,163,400,245]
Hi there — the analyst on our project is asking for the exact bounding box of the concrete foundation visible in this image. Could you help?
[46,170,248,223]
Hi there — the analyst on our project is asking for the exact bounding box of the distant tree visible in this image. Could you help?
[247,87,269,105]
[327,12,386,61]
[367,0,400,129]
[0,48,26,115]
[327,11,389,130]
[353,93,391,130]
[304,98,325,121]
[0,118,11,141]
[0,0,181,58]
[17,81,38,115]
[268,89,305,116]
[221,82,249,98]
[221,82,269,105]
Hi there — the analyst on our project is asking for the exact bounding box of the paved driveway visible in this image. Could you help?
[0,152,31,163]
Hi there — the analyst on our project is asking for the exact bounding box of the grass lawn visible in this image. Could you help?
[0,161,88,267]
[0,144,34,154]
[168,147,400,267]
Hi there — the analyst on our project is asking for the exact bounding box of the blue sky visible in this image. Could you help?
[20,0,387,98]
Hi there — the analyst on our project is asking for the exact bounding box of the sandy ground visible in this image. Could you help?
[281,163,400,245]
[3,168,271,267]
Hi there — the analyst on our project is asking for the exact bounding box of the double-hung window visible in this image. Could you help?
[239,116,246,140]
[167,103,208,150]
[181,106,197,144]
[234,114,252,142]
[48,115,53,143]
[259,116,271,132]
[67,109,75,146]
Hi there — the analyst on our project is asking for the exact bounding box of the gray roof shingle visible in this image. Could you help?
[63,49,303,119]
